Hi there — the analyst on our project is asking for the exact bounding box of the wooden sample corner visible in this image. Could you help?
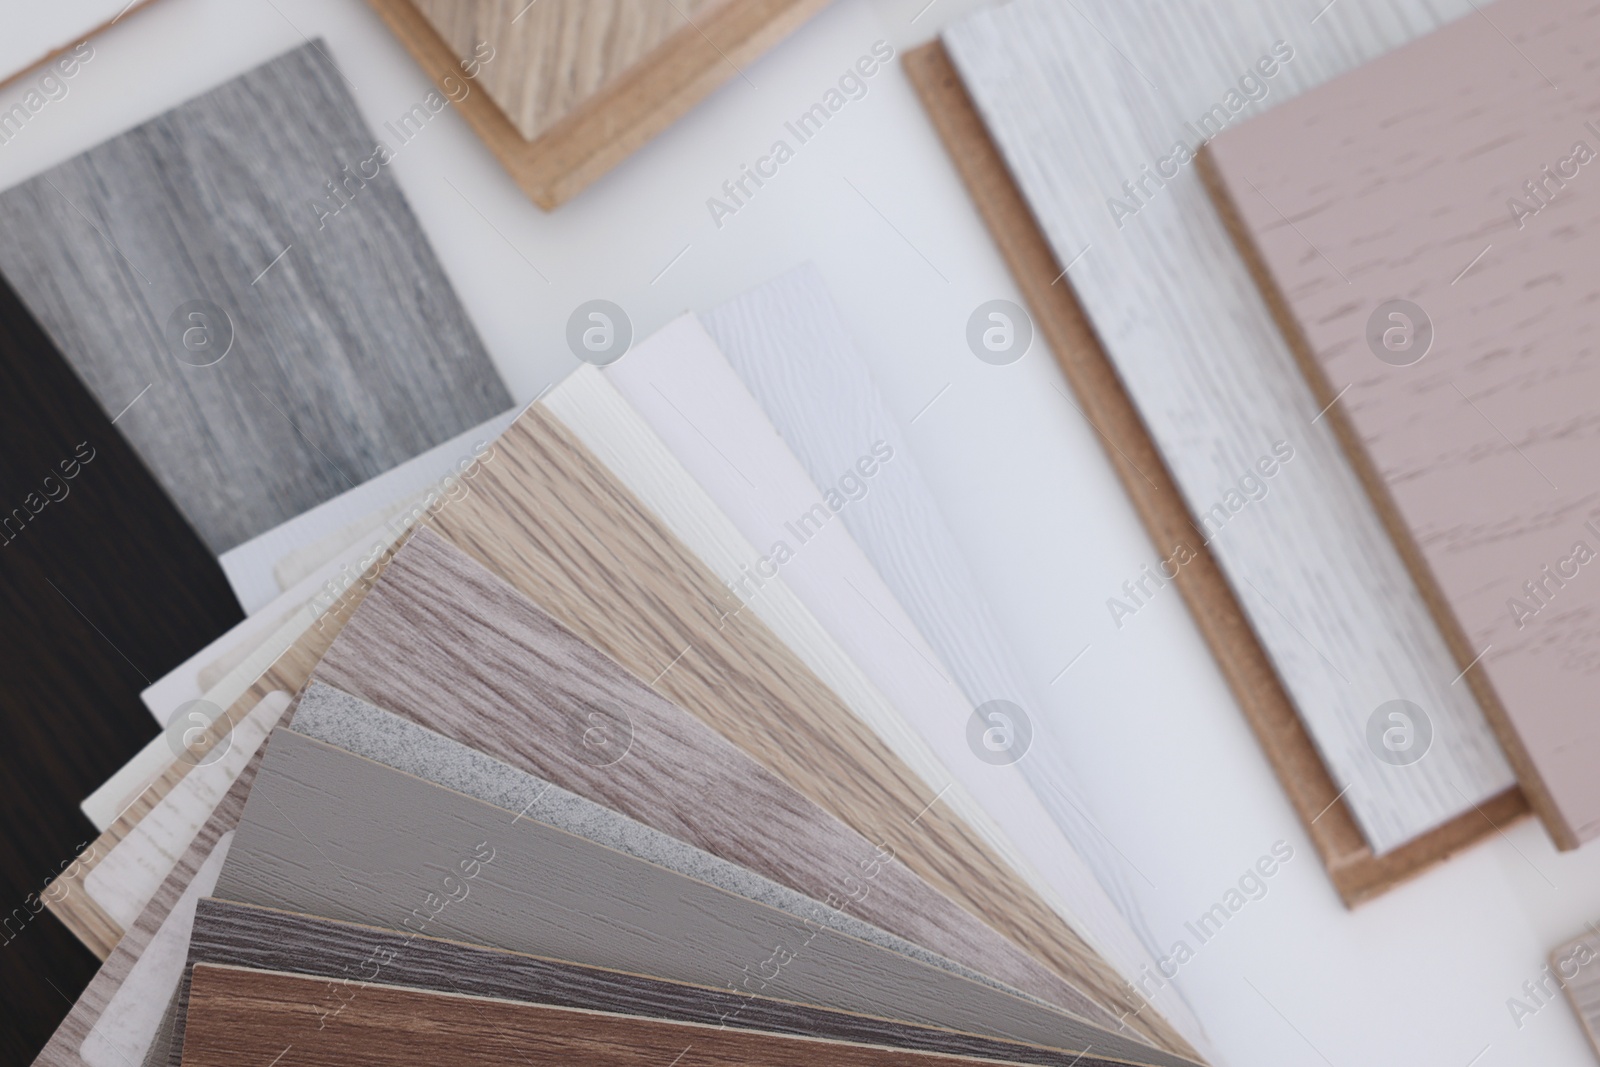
[365,0,832,209]
[902,40,1527,907]
[1195,0,1595,851]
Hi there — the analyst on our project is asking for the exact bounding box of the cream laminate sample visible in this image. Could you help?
[1202,0,1600,847]
[941,0,1513,853]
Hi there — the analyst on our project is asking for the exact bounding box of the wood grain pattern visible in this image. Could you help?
[178,897,1140,1067]
[289,682,1024,997]
[0,41,510,553]
[420,404,1191,1054]
[311,528,1132,1038]
[1200,0,1598,848]
[0,273,242,1061]
[363,0,831,208]
[1552,924,1600,1059]
[217,728,1182,1066]
[901,40,1529,905]
[600,317,1201,1046]
[182,963,1148,1067]
[698,266,1169,975]
[937,0,1515,855]
[411,0,723,141]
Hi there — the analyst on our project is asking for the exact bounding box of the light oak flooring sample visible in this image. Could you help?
[941,0,1514,855]
[0,41,511,554]
[214,728,1184,1066]
[182,963,1151,1067]
[420,404,1192,1055]
[368,0,830,207]
[412,0,723,141]
[603,314,1202,1047]
[1201,0,1600,848]
[179,897,1128,1067]
[310,529,1128,1037]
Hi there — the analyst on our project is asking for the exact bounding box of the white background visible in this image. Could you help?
[3,1,1598,1064]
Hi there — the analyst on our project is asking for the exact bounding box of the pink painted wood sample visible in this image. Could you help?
[1203,0,1600,847]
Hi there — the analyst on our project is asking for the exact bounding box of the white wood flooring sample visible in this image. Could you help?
[941,0,1514,853]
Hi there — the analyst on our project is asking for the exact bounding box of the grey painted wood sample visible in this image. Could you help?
[288,682,1017,996]
[939,0,1513,853]
[1201,0,1600,848]
[0,41,511,553]
[309,527,1128,1035]
[214,728,1191,1066]
[176,897,1126,1067]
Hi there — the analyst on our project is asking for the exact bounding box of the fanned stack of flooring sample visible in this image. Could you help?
[0,273,241,1062]
[1199,0,1600,850]
[366,0,833,207]
[0,41,511,555]
[38,339,1208,1067]
[904,0,1526,902]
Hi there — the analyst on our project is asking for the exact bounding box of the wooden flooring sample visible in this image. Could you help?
[0,41,511,554]
[1552,924,1600,1058]
[416,405,1192,1054]
[179,897,1127,1067]
[939,0,1515,856]
[365,0,831,208]
[1201,0,1600,848]
[215,728,1182,1066]
[603,315,1202,1045]
[288,682,1018,995]
[182,963,1150,1067]
[310,529,1127,1036]
[0,273,242,1062]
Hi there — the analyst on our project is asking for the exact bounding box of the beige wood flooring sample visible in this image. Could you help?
[1203,0,1600,848]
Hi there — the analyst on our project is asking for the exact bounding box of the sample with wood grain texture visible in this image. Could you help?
[180,897,1139,1067]
[39,397,1193,1064]
[699,266,1163,962]
[1201,0,1600,849]
[0,273,242,1062]
[420,405,1193,1054]
[216,728,1184,1066]
[366,0,832,208]
[603,313,1202,1045]
[1552,924,1600,1059]
[182,963,1150,1067]
[0,41,511,554]
[935,0,1517,866]
[310,529,1130,1037]
[289,682,1024,996]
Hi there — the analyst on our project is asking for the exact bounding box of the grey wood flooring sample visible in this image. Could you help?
[288,682,1012,995]
[0,42,511,553]
[215,728,1188,1066]
[179,897,1115,1067]
[308,527,1124,1035]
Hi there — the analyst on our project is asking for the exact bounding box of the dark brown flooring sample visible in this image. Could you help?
[0,274,242,1062]
[177,898,1125,1067]
[182,962,1143,1067]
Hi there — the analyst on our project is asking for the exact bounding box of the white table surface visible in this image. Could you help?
[2,1,1597,1064]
